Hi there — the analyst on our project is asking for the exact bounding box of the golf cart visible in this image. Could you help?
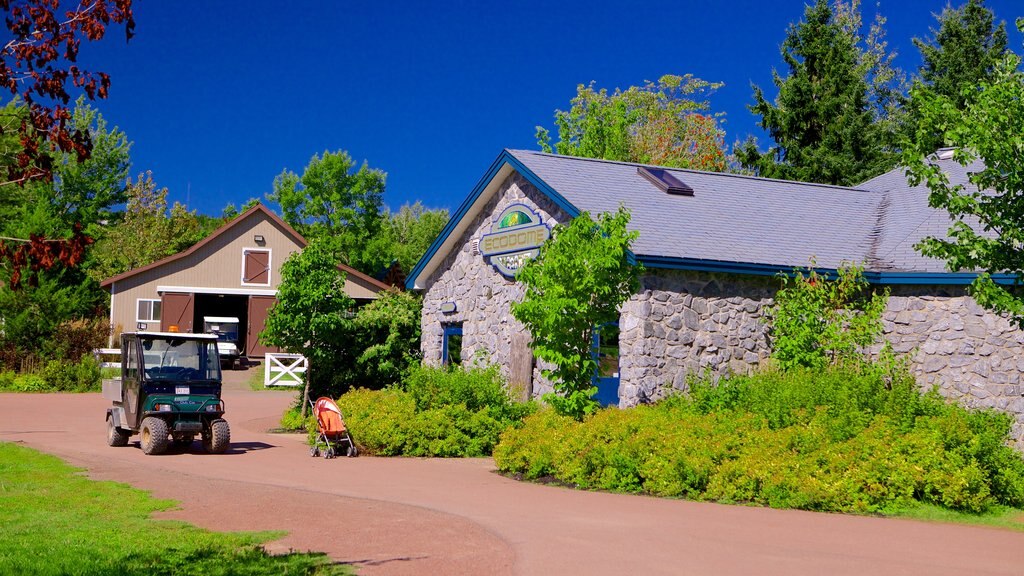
[104,332,230,455]
[203,316,242,369]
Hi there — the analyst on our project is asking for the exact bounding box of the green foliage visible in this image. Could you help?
[262,237,355,399]
[537,74,728,171]
[495,365,1024,515]
[361,202,450,278]
[511,207,641,419]
[0,442,347,575]
[335,364,537,457]
[89,172,208,281]
[913,0,1008,111]
[736,0,897,185]
[903,31,1024,325]
[766,264,888,370]
[0,356,101,392]
[349,290,422,388]
[269,150,386,274]
[0,100,128,365]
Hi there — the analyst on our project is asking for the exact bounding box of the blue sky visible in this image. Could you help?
[61,1,1024,216]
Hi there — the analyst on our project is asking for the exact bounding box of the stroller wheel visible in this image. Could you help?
[324,446,335,459]
[347,445,358,457]
[310,446,319,457]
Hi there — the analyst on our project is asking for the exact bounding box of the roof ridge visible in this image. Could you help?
[508,149,882,195]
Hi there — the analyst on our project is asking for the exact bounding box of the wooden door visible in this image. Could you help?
[246,295,278,356]
[161,292,194,333]
[243,249,270,285]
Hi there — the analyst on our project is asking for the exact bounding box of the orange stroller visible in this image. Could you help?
[309,396,357,458]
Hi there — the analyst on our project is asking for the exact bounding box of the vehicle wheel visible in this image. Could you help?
[203,419,230,454]
[347,444,357,457]
[140,417,170,455]
[324,446,335,459]
[106,415,129,447]
[172,435,195,448]
[310,446,319,457]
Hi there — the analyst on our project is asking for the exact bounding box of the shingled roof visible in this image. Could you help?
[406,149,1002,290]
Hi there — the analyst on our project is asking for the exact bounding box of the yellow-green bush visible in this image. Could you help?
[335,365,537,457]
[495,365,1024,515]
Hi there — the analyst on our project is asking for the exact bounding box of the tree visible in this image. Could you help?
[349,290,422,389]
[1,0,134,186]
[261,237,355,415]
[511,207,641,419]
[903,28,1024,325]
[0,98,128,288]
[268,150,386,274]
[362,202,449,277]
[914,0,1007,109]
[767,264,888,370]
[88,172,204,281]
[536,74,728,172]
[911,0,1009,153]
[736,0,894,185]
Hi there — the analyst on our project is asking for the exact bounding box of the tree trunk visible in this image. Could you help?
[300,359,311,418]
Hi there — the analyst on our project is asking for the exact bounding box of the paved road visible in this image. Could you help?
[2,374,1024,575]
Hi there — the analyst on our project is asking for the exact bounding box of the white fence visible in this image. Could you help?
[93,348,121,369]
[264,353,307,387]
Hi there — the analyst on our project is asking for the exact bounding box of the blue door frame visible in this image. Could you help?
[592,323,620,407]
[442,324,463,366]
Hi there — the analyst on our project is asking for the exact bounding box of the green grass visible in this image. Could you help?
[898,503,1024,531]
[0,442,352,575]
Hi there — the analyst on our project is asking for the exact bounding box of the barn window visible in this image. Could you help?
[242,248,271,286]
[136,299,162,322]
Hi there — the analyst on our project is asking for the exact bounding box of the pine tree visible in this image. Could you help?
[736,0,893,186]
[912,0,1008,152]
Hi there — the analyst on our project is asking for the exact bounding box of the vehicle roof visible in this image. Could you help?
[124,331,219,340]
[203,317,240,323]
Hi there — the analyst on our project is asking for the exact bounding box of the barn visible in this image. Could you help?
[101,203,389,357]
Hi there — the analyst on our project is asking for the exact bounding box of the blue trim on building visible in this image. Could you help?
[637,255,1020,286]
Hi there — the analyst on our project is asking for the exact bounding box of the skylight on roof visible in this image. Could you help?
[638,166,694,196]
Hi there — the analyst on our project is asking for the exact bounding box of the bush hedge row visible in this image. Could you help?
[334,364,536,457]
[0,357,101,392]
[494,364,1024,515]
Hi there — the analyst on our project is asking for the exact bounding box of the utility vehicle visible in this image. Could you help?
[104,332,230,455]
[203,316,242,369]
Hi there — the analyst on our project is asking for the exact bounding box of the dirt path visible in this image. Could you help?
[3,378,1024,575]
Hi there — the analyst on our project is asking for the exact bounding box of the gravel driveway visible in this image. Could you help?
[2,377,1023,575]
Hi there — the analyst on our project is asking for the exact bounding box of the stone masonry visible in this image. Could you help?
[420,173,1024,443]
[421,172,567,396]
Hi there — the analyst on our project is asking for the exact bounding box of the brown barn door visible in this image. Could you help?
[161,292,194,332]
[247,295,278,357]
[243,249,270,285]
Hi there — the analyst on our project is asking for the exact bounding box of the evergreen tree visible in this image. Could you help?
[912,0,1008,152]
[736,0,893,186]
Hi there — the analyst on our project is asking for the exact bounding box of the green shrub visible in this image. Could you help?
[0,370,15,390]
[495,364,1024,516]
[11,374,47,392]
[41,356,102,392]
[335,365,537,457]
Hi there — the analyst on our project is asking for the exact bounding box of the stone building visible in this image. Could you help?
[405,150,1024,441]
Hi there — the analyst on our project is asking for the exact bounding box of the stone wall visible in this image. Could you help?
[420,172,568,396]
[417,175,1024,442]
[616,271,1024,442]
[618,269,775,406]
[883,286,1024,441]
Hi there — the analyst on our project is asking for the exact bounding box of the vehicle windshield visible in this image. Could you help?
[204,321,239,342]
[140,337,221,381]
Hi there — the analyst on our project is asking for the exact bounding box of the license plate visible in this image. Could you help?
[175,386,190,395]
